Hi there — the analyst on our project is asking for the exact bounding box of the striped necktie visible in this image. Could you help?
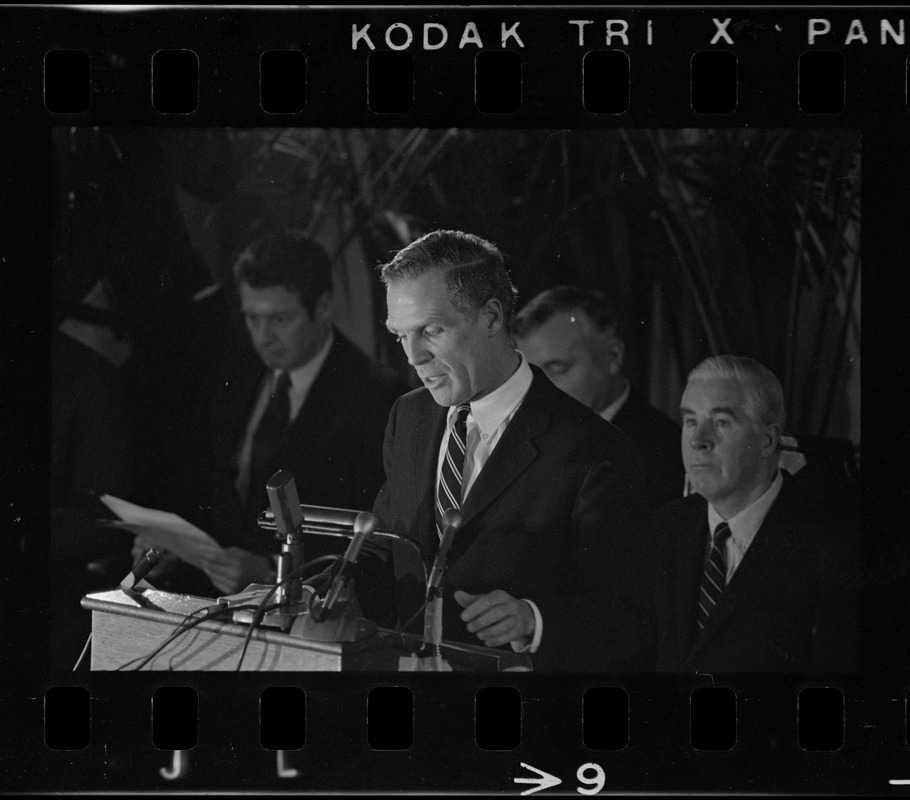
[436,403,470,540]
[697,521,732,632]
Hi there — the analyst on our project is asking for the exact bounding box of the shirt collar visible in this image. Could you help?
[448,352,533,436]
[273,329,334,393]
[599,378,631,423]
[708,469,784,548]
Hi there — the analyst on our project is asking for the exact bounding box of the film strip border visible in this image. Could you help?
[4,7,910,125]
[3,4,910,794]
[24,678,910,792]
[39,45,909,118]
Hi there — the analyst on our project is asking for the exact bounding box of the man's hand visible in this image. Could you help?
[200,547,273,595]
[130,536,178,584]
[453,589,536,648]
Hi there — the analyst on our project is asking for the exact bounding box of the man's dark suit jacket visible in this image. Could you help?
[612,387,684,510]
[164,330,403,593]
[367,365,655,672]
[654,472,860,673]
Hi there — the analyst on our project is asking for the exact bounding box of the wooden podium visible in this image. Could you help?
[81,589,531,672]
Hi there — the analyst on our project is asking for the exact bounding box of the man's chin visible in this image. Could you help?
[686,476,715,499]
[426,384,468,408]
[259,353,287,370]
[427,387,453,406]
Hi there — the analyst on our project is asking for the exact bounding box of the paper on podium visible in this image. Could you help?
[399,654,453,671]
[99,494,223,570]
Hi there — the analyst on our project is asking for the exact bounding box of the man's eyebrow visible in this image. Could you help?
[385,315,444,333]
[679,405,741,416]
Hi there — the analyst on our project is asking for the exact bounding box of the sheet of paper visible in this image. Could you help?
[99,494,223,571]
[398,655,453,672]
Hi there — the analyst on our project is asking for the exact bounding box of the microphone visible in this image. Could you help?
[320,511,379,615]
[267,470,306,609]
[266,470,303,540]
[121,548,163,592]
[426,509,463,600]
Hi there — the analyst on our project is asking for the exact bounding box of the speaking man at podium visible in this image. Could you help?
[361,230,656,672]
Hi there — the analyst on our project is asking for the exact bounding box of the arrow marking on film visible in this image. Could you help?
[514,762,562,796]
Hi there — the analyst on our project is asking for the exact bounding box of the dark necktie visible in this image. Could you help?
[249,372,292,500]
[436,403,470,540]
[697,521,732,632]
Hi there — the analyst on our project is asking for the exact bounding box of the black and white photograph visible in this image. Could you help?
[2,4,908,796]
[49,125,865,676]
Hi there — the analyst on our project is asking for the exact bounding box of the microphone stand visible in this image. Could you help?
[226,470,311,631]
[249,487,442,645]
[256,507,429,582]
[421,509,463,671]
[423,593,445,671]
[289,510,379,643]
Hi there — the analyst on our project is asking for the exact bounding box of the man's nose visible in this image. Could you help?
[249,319,275,342]
[690,421,714,448]
[403,335,431,366]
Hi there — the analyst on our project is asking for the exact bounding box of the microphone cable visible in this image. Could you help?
[233,554,339,672]
[113,602,270,671]
[72,633,92,672]
[399,598,429,638]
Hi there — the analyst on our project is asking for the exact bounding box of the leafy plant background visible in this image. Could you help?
[55,126,861,445]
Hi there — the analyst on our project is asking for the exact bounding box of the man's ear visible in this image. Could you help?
[762,423,782,457]
[312,291,332,322]
[602,335,626,376]
[482,297,506,336]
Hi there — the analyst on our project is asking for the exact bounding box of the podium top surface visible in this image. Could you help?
[82,589,532,671]
[82,588,345,657]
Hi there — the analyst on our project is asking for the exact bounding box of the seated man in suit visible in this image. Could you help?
[654,355,860,673]
[513,285,684,509]
[361,230,655,672]
[135,229,403,596]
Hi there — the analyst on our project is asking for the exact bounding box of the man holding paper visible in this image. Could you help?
[134,230,402,595]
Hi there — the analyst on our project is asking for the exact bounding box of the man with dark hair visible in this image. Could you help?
[513,285,684,509]
[136,229,403,595]
[654,355,859,673]
[364,230,655,671]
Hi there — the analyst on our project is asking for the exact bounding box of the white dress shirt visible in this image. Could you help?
[234,332,335,501]
[707,469,784,584]
[435,354,544,653]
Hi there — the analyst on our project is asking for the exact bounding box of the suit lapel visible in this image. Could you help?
[279,335,346,456]
[459,401,541,525]
[223,364,267,462]
[270,334,368,468]
[449,373,550,559]
[687,485,793,662]
[411,399,448,555]
[232,365,273,517]
[676,503,709,659]
[612,387,643,431]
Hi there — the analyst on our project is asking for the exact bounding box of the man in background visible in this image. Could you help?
[654,355,859,673]
[513,285,684,509]
[136,229,403,596]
